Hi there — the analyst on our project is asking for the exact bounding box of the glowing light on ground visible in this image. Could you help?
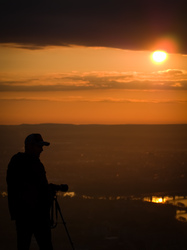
[143,196,166,203]
[152,197,165,203]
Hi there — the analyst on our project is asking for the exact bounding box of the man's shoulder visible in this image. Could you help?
[11,152,25,161]
[7,153,27,177]
[9,152,29,166]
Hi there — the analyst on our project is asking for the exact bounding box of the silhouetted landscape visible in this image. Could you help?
[1,124,187,249]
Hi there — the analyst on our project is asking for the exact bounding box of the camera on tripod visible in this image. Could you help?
[49,182,75,250]
[49,183,69,196]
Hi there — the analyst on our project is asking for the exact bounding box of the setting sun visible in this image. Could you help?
[152,51,167,63]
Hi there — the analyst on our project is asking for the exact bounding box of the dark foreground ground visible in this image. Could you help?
[1,195,187,250]
[0,124,187,249]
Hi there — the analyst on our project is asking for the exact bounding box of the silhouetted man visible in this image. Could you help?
[6,134,53,250]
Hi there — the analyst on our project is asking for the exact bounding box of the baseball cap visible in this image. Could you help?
[25,134,50,146]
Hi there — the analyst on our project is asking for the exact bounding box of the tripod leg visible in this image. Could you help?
[50,198,57,228]
[55,200,75,250]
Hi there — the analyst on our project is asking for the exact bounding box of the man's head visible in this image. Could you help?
[24,134,50,157]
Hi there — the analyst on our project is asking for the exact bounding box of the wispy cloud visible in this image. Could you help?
[1,96,186,105]
[0,70,187,92]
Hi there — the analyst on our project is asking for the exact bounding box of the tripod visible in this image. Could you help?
[51,195,75,250]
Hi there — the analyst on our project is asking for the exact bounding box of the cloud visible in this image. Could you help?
[0,0,187,54]
[171,83,182,87]
[1,96,186,105]
[0,70,187,92]
[156,69,185,76]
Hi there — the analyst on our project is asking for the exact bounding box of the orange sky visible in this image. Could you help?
[0,45,187,124]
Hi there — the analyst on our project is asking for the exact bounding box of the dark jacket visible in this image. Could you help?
[6,152,51,220]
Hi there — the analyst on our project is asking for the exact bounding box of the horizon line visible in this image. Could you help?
[0,123,187,126]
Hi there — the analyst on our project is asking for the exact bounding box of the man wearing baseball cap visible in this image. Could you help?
[6,134,53,250]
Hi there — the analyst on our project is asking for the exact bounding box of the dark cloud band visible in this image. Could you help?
[0,0,187,53]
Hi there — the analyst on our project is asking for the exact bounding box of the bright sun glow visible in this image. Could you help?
[152,51,167,63]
